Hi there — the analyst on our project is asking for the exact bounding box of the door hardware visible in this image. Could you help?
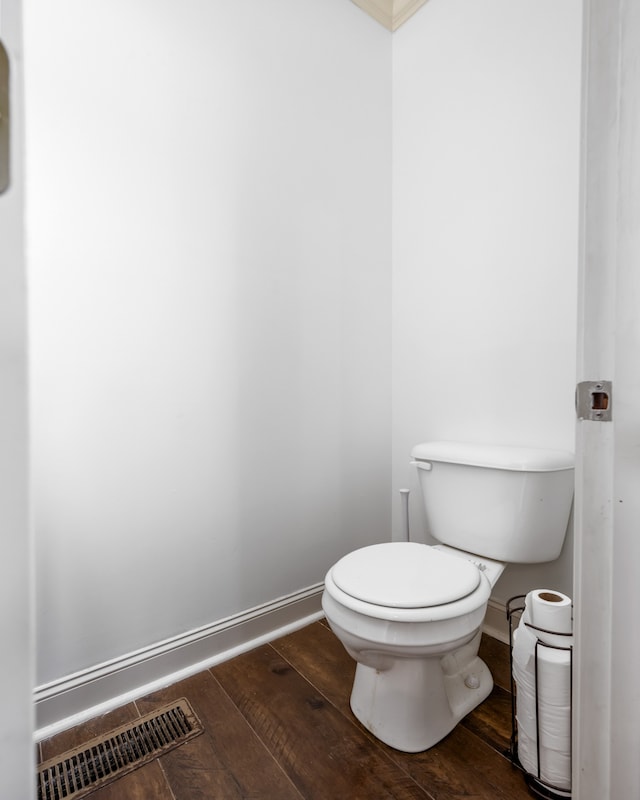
[576,380,612,421]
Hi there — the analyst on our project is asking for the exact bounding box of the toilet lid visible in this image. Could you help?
[330,542,481,609]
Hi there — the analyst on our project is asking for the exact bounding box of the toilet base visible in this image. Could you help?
[349,634,493,752]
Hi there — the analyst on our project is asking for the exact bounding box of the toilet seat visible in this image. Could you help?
[331,542,480,608]
[325,542,491,623]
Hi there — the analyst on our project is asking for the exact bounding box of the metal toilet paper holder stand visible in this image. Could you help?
[506,595,573,800]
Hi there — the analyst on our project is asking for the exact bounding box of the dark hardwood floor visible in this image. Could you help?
[38,620,531,799]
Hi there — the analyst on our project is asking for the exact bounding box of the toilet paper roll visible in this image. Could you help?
[518,728,572,794]
[513,626,572,706]
[513,621,571,748]
[526,589,573,648]
[512,592,573,792]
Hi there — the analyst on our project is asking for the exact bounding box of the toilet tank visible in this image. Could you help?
[410,441,574,563]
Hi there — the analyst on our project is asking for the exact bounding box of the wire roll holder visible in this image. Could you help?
[506,595,573,800]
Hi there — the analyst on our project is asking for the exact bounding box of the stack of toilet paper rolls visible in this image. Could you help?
[512,589,572,795]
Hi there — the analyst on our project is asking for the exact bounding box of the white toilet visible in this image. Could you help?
[322,441,574,753]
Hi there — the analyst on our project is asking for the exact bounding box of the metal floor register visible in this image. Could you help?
[37,698,203,800]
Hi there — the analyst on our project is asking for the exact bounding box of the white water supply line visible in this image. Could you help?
[399,488,410,541]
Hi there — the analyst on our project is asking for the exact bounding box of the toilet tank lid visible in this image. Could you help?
[411,441,574,472]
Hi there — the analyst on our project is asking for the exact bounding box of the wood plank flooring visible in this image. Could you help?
[38,620,531,799]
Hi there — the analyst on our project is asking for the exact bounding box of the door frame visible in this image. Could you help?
[573,1,640,796]
[0,2,32,798]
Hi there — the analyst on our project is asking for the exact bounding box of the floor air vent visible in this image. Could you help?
[37,698,203,800]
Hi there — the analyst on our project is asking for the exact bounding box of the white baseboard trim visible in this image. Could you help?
[482,597,509,644]
[35,583,324,741]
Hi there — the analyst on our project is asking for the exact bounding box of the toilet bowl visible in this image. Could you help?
[322,441,575,753]
[322,541,502,752]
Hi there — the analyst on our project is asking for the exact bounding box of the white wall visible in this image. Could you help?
[26,0,583,706]
[0,2,33,796]
[392,0,582,601]
[26,0,391,687]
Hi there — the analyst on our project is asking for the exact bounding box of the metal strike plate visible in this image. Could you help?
[576,380,612,421]
[0,40,9,194]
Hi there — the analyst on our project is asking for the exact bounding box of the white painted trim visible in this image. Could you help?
[350,0,428,32]
[35,583,324,740]
[0,5,33,798]
[482,597,509,644]
[391,0,429,31]
[351,0,393,31]
[574,1,640,796]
